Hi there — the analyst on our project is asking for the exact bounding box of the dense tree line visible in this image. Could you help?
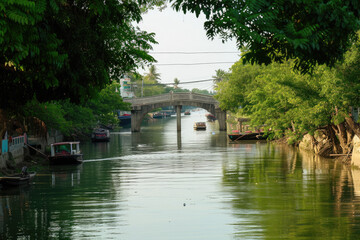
[215,34,360,155]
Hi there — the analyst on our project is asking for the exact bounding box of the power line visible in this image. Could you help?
[177,79,214,84]
[154,62,235,66]
[150,51,240,54]
[133,78,215,86]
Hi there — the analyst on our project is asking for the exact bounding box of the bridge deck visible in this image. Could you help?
[123,92,219,106]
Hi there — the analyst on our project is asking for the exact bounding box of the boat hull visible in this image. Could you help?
[119,115,131,126]
[205,113,216,121]
[91,137,110,142]
[194,122,206,130]
[0,172,36,186]
[49,154,83,165]
[228,132,265,141]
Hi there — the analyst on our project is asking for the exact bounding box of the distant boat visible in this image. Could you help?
[152,112,164,119]
[205,113,216,121]
[228,132,265,141]
[184,111,191,115]
[194,122,206,130]
[0,167,36,187]
[49,142,83,164]
[91,128,110,142]
[118,112,131,126]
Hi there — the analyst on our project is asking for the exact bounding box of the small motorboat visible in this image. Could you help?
[194,122,206,130]
[0,167,36,187]
[49,142,83,165]
[91,128,110,142]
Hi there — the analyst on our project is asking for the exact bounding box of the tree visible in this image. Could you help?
[0,0,157,109]
[212,69,228,83]
[173,78,180,88]
[215,38,360,154]
[146,65,161,82]
[86,81,131,127]
[171,0,360,73]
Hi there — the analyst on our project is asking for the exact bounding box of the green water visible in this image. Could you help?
[1,111,360,239]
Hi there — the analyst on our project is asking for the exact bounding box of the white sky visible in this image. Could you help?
[138,7,240,91]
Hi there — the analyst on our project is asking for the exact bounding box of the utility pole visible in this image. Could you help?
[141,78,144,97]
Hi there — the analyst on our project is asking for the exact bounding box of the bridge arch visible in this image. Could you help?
[124,92,227,132]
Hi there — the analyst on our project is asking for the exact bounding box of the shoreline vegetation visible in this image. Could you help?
[2,1,360,169]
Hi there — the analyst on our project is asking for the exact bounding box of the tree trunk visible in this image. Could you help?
[328,125,340,154]
[332,123,350,154]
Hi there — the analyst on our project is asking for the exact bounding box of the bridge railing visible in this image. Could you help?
[124,92,218,106]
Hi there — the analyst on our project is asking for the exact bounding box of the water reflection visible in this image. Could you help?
[3,111,360,239]
[222,144,360,239]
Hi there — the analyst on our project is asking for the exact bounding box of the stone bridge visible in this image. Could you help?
[123,92,227,132]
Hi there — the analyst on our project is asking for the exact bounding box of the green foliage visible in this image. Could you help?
[171,0,360,73]
[22,81,129,137]
[215,42,360,141]
[191,88,213,95]
[87,81,131,126]
[1,0,157,109]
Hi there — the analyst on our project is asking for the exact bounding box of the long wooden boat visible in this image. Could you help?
[91,128,110,142]
[49,142,83,165]
[228,132,266,141]
[0,172,36,187]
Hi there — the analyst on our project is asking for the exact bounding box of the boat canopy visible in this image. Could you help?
[50,142,81,157]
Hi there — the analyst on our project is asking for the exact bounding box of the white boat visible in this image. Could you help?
[49,142,83,164]
[91,128,110,142]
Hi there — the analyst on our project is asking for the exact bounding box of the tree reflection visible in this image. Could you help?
[222,143,360,239]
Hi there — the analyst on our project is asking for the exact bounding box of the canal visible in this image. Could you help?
[1,110,360,239]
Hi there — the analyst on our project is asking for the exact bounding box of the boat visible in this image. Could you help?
[205,113,216,121]
[118,111,131,126]
[152,112,164,119]
[184,111,191,115]
[49,142,83,164]
[194,122,206,130]
[228,132,266,141]
[91,128,110,142]
[0,167,36,187]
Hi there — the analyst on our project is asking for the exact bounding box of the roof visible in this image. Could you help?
[51,142,80,146]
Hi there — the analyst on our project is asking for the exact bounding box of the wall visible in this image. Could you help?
[352,136,360,167]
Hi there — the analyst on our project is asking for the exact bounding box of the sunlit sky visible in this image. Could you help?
[138,7,240,91]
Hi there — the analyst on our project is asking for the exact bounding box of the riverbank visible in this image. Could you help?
[0,149,48,177]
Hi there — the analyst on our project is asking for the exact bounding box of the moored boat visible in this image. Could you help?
[152,112,164,119]
[0,167,36,187]
[205,113,216,121]
[91,128,110,142]
[118,113,131,126]
[194,122,206,130]
[49,142,83,165]
[228,132,265,141]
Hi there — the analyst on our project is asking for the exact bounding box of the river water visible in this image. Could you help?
[2,110,360,239]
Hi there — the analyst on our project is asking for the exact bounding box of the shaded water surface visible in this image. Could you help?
[1,111,360,239]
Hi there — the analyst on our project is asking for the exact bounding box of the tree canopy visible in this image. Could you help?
[171,0,360,73]
[0,0,157,109]
[215,36,360,152]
